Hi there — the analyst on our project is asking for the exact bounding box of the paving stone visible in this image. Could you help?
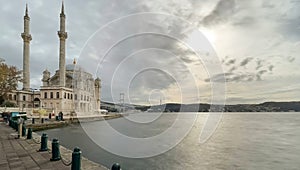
[6,153,18,159]
[8,161,23,168]
[10,167,26,170]
[0,122,107,170]
[0,162,9,170]
[20,156,39,169]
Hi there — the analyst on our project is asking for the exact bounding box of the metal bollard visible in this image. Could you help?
[41,118,44,124]
[111,163,121,170]
[50,138,61,161]
[32,118,35,124]
[71,147,81,170]
[39,133,48,151]
[27,128,32,139]
[22,124,26,136]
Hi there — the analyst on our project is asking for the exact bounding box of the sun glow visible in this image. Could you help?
[201,29,216,44]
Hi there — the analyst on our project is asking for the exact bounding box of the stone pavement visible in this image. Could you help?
[0,122,108,170]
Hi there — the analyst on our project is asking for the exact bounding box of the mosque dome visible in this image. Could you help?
[66,64,84,71]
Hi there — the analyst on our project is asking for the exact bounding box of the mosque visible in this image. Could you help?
[7,3,101,115]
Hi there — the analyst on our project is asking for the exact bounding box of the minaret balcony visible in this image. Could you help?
[21,33,32,42]
[58,31,68,39]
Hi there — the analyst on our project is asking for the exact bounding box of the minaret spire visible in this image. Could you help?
[21,4,32,91]
[25,3,28,16]
[61,1,64,15]
[58,1,67,87]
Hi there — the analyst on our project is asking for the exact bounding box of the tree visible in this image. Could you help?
[0,58,22,105]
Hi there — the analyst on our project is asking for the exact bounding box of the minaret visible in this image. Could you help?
[58,1,67,87]
[21,4,32,91]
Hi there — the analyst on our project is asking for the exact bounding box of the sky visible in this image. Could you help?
[1,0,300,105]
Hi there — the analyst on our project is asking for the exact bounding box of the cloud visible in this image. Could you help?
[287,56,295,62]
[1,0,300,104]
[240,57,253,67]
[202,0,236,26]
[255,60,263,70]
[212,56,279,83]
[228,66,237,72]
[226,59,236,65]
[268,65,274,71]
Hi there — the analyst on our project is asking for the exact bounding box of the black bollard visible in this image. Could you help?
[39,133,48,151]
[41,118,44,124]
[50,138,61,161]
[71,147,81,170]
[111,163,121,170]
[49,113,52,119]
[27,128,32,139]
[32,118,35,124]
[22,124,26,137]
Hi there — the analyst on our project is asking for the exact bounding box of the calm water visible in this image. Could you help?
[40,113,300,170]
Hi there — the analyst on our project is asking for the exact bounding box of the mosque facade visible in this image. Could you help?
[7,3,101,115]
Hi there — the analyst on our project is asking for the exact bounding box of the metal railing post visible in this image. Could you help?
[50,138,61,161]
[39,133,48,151]
[71,147,81,170]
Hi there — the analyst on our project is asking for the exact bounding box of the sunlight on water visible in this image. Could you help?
[40,112,300,170]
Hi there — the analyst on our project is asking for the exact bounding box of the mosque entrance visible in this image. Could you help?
[33,98,41,108]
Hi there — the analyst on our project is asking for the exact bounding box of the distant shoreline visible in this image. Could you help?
[102,101,300,112]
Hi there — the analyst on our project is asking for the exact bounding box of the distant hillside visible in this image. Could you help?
[132,101,300,112]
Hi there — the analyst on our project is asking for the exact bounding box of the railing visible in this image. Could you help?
[7,122,122,170]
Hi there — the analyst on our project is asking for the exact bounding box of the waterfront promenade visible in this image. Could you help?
[0,121,108,170]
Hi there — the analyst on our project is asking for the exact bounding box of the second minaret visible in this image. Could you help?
[21,4,32,91]
[58,1,67,87]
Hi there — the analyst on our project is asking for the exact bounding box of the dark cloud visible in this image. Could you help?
[240,57,253,67]
[205,72,258,83]
[268,65,274,71]
[255,60,263,70]
[287,56,295,62]
[202,0,236,26]
[217,56,278,83]
[228,66,237,72]
[226,59,236,65]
